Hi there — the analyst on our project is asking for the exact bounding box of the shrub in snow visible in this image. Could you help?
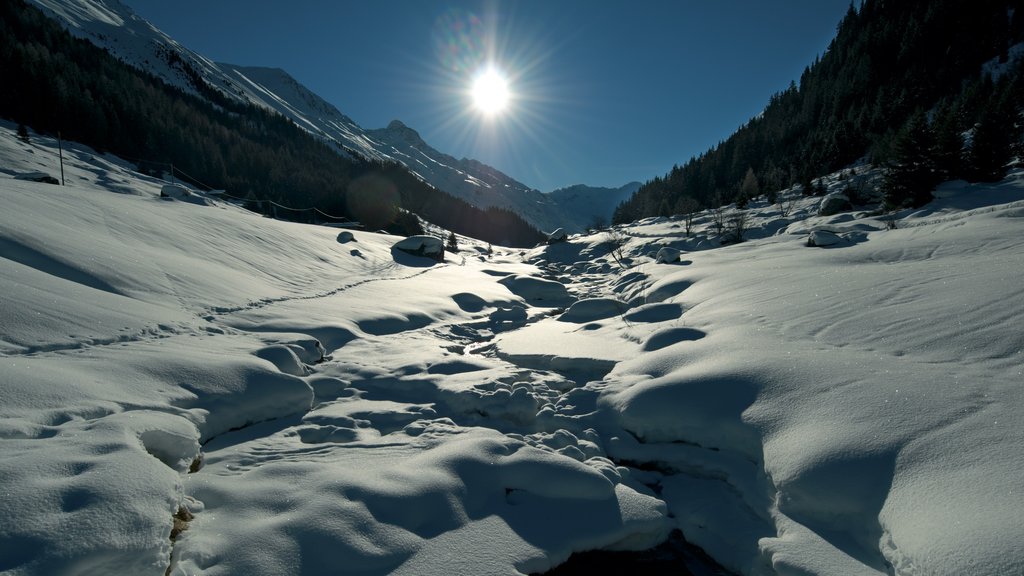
[392,235,444,261]
[806,230,842,247]
[818,193,851,216]
[336,231,355,243]
[547,228,567,244]
[655,247,681,263]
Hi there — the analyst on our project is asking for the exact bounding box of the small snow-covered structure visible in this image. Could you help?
[655,246,681,263]
[160,184,191,198]
[818,192,851,216]
[392,235,444,261]
[806,230,842,247]
[547,228,568,244]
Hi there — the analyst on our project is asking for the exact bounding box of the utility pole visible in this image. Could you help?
[57,131,65,186]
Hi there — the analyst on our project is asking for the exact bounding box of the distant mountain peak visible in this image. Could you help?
[381,120,425,145]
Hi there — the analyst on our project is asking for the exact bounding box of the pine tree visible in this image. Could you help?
[883,110,939,209]
[16,123,29,143]
[740,167,759,201]
[931,102,963,181]
[965,93,1016,182]
[446,231,459,252]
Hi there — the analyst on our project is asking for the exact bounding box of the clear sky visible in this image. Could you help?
[122,0,852,192]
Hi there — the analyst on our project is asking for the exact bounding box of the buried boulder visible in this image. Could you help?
[806,230,843,247]
[559,298,628,323]
[655,246,681,264]
[393,235,444,262]
[818,193,851,216]
[498,274,571,305]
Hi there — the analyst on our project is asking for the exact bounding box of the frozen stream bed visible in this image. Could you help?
[2,125,1024,575]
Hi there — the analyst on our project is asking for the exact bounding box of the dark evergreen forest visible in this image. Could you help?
[614,0,1024,223]
[0,0,544,247]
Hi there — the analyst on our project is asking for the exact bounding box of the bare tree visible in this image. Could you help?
[778,194,796,218]
[605,228,629,268]
[726,211,750,244]
[674,196,700,236]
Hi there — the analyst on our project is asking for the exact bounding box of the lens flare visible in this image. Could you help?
[432,8,486,73]
[471,68,510,115]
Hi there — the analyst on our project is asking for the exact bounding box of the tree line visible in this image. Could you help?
[0,0,544,247]
[614,0,1024,223]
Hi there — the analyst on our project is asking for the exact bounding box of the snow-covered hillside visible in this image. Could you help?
[26,0,626,234]
[3,121,1023,576]
[547,182,641,229]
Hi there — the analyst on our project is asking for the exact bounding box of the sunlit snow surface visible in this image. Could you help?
[2,123,1023,576]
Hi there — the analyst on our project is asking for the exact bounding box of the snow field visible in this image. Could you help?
[2,123,1024,575]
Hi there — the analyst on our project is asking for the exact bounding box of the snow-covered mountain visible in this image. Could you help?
[547,182,642,229]
[27,0,622,234]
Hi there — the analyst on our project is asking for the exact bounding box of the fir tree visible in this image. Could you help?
[965,91,1017,182]
[740,166,760,199]
[16,123,29,143]
[931,101,963,181]
[883,111,939,209]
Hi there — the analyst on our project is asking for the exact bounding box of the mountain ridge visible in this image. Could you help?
[27,0,629,233]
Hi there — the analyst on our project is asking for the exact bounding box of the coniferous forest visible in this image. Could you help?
[614,0,1024,223]
[0,0,545,247]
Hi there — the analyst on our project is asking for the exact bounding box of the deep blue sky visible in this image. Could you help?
[123,0,852,192]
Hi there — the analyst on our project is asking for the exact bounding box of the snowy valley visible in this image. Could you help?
[2,121,1023,576]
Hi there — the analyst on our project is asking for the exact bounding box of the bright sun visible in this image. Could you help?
[471,68,509,116]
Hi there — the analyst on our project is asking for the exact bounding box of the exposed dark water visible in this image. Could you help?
[536,530,736,576]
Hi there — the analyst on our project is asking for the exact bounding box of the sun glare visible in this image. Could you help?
[471,68,510,116]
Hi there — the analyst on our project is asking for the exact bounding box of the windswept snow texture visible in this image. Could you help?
[2,122,1024,576]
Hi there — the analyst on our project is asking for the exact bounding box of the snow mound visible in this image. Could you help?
[559,298,627,323]
[498,274,572,304]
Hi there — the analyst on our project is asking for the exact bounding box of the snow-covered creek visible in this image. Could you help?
[3,127,1024,575]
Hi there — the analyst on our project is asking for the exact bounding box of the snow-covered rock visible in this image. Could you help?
[13,171,59,184]
[559,298,627,323]
[818,192,851,216]
[655,246,681,263]
[498,274,571,304]
[160,183,190,198]
[806,229,842,247]
[392,235,444,261]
